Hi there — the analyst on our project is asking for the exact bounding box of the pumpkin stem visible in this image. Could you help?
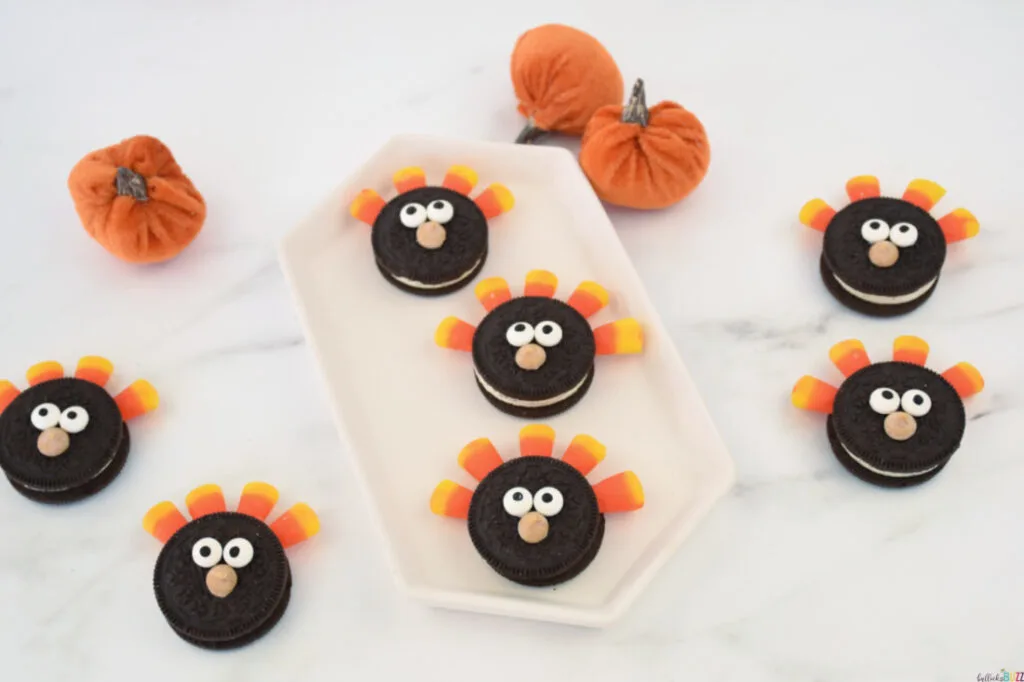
[115,167,149,202]
[514,117,548,145]
[622,78,649,127]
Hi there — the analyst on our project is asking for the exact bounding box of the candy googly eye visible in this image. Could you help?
[399,202,427,228]
[534,321,563,347]
[505,322,535,347]
[901,389,932,417]
[533,486,564,517]
[59,406,89,434]
[861,218,890,243]
[869,387,901,414]
[191,538,223,568]
[425,199,454,224]
[502,487,533,517]
[30,403,61,430]
[223,538,255,568]
[889,222,919,248]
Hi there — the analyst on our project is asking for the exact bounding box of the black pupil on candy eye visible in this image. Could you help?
[514,324,526,332]
[228,546,239,558]
[882,390,894,400]
[66,411,76,419]
[541,325,552,334]
[898,225,909,233]
[541,492,553,503]
[38,408,48,416]
[199,546,211,557]
[512,491,523,501]
[405,206,416,215]
[913,395,924,405]
[433,201,443,209]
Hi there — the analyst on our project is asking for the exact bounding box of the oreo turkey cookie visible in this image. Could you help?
[792,336,984,487]
[350,165,514,296]
[144,483,319,649]
[435,270,644,418]
[431,425,644,587]
[800,176,979,316]
[0,357,157,503]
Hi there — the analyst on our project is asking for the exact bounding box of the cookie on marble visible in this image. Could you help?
[144,483,320,649]
[799,176,979,316]
[435,270,643,418]
[792,336,984,487]
[431,425,643,586]
[0,357,158,503]
[350,166,514,296]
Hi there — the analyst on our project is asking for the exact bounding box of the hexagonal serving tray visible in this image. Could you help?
[279,134,734,627]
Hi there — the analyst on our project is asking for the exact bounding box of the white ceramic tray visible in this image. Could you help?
[279,134,735,627]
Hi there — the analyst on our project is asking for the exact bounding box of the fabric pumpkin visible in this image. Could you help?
[68,135,206,264]
[579,79,710,210]
[511,24,623,143]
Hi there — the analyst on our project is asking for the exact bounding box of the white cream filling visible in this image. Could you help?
[475,369,589,408]
[391,257,482,290]
[833,274,937,305]
[841,442,942,478]
[18,447,119,491]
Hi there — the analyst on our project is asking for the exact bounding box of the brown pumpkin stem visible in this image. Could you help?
[514,117,548,145]
[622,78,649,127]
[115,167,149,202]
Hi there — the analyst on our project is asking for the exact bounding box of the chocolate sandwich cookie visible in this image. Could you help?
[431,425,644,587]
[0,357,157,503]
[792,336,985,488]
[436,270,644,418]
[144,483,320,649]
[350,165,514,296]
[800,176,979,316]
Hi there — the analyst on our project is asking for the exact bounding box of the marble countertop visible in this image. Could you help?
[1,1,1021,680]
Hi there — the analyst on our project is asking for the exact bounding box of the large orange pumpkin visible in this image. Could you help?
[511,24,623,143]
[579,79,710,210]
[68,135,206,264]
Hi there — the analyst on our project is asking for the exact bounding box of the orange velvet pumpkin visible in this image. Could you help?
[68,135,206,264]
[579,79,710,210]
[511,24,623,143]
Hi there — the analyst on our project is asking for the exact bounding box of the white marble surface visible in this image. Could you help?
[0,1,1021,680]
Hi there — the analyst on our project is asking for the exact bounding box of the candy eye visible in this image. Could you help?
[191,538,223,568]
[901,389,932,417]
[869,387,901,414]
[861,218,890,243]
[425,199,454,224]
[889,222,918,247]
[533,487,564,517]
[399,202,427,228]
[59,406,89,434]
[506,322,535,347]
[30,403,61,430]
[502,487,533,517]
[534,321,563,347]
[223,538,254,568]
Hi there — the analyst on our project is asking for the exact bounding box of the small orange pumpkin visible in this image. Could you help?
[511,24,623,143]
[68,135,206,264]
[579,79,710,210]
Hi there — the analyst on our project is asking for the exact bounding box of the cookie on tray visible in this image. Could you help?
[435,270,643,418]
[0,357,158,503]
[350,165,514,295]
[431,425,644,587]
[792,336,984,487]
[144,483,320,649]
[799,176,978,316]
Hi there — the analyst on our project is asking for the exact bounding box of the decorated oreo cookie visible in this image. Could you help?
[792,336,984,487]
[800,176,979,316]
[144,483,320,649]
[350,165,514,295]
[435,270,643,418]
[0,357,158,503]
[431,425,643,586]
